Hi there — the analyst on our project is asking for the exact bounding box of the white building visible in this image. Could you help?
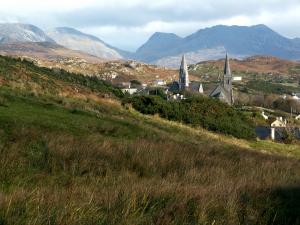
[270,117,287,128]
[153,79,166,86]
[292,93,300,101]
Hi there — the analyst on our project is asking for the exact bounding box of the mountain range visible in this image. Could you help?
[135,24,300,67]
[46,27,128,60]
[0,23,300,67]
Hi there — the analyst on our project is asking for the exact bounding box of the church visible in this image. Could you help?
[174,53,234,105]
[209,53,234,105]
[169,55,204,94]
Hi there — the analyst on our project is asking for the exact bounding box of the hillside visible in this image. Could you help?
[35,58,193,84]
[0,56,122,99]
[0,55,300,224]
[191,56,300,77]
[189,56,300,97]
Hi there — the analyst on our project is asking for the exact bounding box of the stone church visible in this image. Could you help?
[209,53,234,105]
[170,55,204,94]
[171,53,234,105]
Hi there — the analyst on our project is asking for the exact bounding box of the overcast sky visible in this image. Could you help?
[1,0,300,51]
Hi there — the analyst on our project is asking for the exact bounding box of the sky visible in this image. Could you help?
[1,0,300,51]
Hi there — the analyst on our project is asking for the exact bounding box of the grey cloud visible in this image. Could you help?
[52,0,300,28]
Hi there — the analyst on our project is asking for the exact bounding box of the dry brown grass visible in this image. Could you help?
[1,110,300,224]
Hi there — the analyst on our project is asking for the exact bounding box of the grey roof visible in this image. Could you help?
[189,81,204,93]
[209,84,232,105]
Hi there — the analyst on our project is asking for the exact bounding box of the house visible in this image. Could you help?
[233,77,242,81]
[118,82,138,95]
[209,54,234,105]
[153,79,166,86]
[292,93,300,100]
[268,117,287,140]
[269,117,287,128]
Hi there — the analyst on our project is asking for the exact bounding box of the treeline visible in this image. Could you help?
[123,95,255,139]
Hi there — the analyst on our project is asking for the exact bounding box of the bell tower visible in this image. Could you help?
[223,53,234,104]
[179,55,189,90]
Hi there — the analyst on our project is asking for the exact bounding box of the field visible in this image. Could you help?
[0,87,300,225]
[0,55,300,224]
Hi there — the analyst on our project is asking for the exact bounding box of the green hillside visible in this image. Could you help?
[0,56,300,225]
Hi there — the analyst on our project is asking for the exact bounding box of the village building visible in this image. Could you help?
[118,82,138,95]
[153,79,166,86]
[268,117,287,141]
[209,53,234,105]
[292,93,300,101]
[269,117,287,128]
[169,55,204,94]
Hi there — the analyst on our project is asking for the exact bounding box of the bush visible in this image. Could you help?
[124,95,255,139]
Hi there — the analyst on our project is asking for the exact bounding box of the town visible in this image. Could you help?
[118,54,300,142]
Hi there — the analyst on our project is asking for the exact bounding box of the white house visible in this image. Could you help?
[121,88,138,95]
[292,93,300,101]
[119,82,138,95]
[153,79,166,86]
[270,117,287,128]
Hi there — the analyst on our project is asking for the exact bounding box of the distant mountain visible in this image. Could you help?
[135,32,183,62]
[46,27,129,60]
[134,25,300,67]
[0,42,104,63]
[0,23,54,43]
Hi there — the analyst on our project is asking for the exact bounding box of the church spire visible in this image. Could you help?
[223,53,234,105]
[224,52,231,76]
[179,54,189,90]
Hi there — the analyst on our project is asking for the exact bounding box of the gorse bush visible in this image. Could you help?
[124,95,255,139]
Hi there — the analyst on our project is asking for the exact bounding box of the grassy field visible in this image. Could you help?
[0,55,300,224]
[0,87,300,225]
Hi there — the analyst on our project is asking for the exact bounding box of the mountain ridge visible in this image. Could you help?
[135,24,300,67]
[46,27,126,60]
[0,23,54,43]
[1,23,300,68]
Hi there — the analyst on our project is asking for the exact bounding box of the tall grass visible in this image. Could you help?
[0,88,300,225]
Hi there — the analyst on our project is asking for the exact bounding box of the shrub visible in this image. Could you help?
[124,95,255,139]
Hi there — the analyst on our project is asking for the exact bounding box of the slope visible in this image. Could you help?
[0,56,300,224]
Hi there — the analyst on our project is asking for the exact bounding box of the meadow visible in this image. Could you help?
[0,87,300,225]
